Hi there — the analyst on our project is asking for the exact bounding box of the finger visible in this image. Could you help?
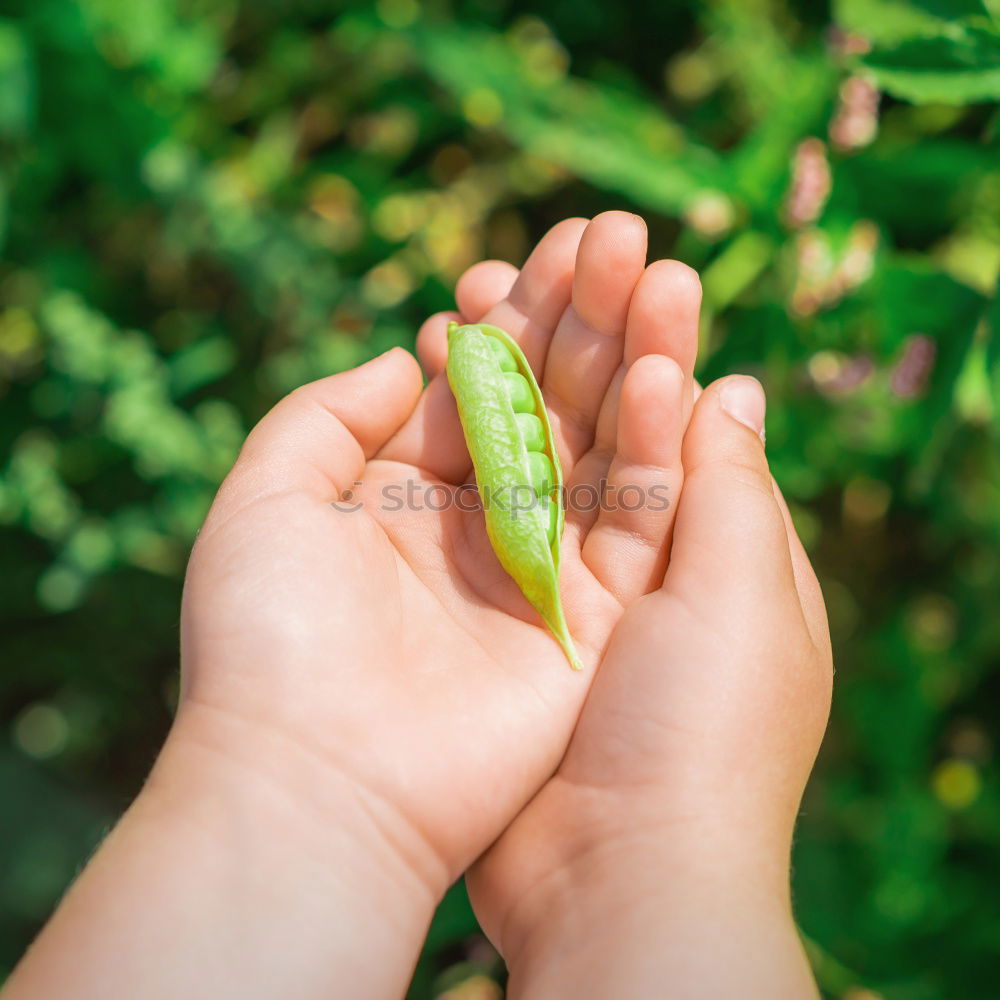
[210,348,423,520]
[622,260,702,423]
[571,259,702,529]
[564,366,623,540]
[542,211,648,467]
[581,355,685,602]
[416,264,520,380]
[455,259,519,320]
[771,479,833,662]
[485,216,588,373]
[416,311,461,379]
[378,218,587,483]
[665,376,799,609]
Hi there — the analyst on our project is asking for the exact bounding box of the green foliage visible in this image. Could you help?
[838,0,1000,102]
[0,0,997,996]
[861,25,1000,103]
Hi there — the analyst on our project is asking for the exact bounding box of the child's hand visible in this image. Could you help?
[178,210,700,884]
[130,212,697,992]
[10,212,706,999]
[467,376,833,998]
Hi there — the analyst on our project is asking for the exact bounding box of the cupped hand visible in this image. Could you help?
[178,211,702,901]
[466,370,834,987]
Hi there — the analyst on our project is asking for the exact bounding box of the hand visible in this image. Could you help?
[6,212,712,1000]
[466,368,833,996]
[178,211,702,896]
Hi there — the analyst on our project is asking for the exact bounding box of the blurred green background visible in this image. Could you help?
[0,0,998,996]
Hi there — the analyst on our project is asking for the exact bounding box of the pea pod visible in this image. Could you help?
[446,321,582,671]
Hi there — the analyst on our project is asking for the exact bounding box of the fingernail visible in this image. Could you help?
[719,377,766,440]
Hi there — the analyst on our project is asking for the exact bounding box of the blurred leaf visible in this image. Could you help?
[860,25,1000,103]
[872,262,987,494]
[0,749,112,966]
[907,0,995,19]
[986,286,1000,428]
[411,21,727,217]
[168,335,237,397]
[875,260,985,355]
[0,20,33,138]
[838,138,995,242]
[424,880,480,952]
[407,881,481,999]
[701,230,776,311]
[836,0,994,42]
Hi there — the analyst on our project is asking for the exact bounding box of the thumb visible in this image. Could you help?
[664,375,796,604]
[218,347,424,509]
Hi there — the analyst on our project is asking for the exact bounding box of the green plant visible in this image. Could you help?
[1,0,997,996]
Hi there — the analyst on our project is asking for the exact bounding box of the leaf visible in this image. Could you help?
[908,0,994,20]
[724,52,837,212]
[836,0,995,44]
[873,261,987,490]
[0,20,33,138]
[875,261,985,360]
[168,335,237,397]
[836,0,955,43]
[986,287,1000,429]
[410,22,727,216]
[406,881,481,998]
[0,749,111,949]
[700,230,776,311]
[423,880,480,951]
[860,26,1000,103]
[839,138,996,241]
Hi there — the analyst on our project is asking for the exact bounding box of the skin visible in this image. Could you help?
[3,212,832,1000]
[429,240,833,999]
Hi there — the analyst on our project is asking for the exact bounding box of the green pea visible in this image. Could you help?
[516,412,546,453]
[446,320,582,671]
[488,335,518,372]
[503,371,535,413]
[527,451,554,498]
[539,495,559,544]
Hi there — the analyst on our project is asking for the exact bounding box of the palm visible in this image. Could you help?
[181,213,702,879]
[184,428,619,870]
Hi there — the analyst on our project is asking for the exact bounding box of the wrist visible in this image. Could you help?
[7,699,441,1000]
[506,830,813,1000]
[481,783,814,999]
[489,780,790,947]
[145,700,441,994]
[155,696,445,922]
[161,695,447,891]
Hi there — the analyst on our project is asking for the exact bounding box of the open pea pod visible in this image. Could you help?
[446,321,582,671]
